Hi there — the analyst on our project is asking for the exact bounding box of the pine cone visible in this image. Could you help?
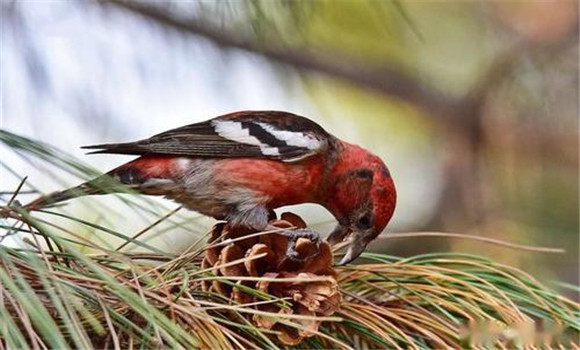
[202,212,341,345]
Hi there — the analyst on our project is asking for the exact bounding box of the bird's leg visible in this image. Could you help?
[228,207,321,262]
[267,210,277,221]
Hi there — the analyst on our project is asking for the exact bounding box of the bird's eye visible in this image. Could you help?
[355,169,374,179]
[357,213,373,230]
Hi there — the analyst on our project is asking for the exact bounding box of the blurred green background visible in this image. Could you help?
[1,1,578,292]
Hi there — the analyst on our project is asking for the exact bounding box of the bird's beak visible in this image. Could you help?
[336,230,370,266]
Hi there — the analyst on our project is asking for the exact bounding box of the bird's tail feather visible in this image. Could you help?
[23,156,176,211]
[24,183,100,210]
[24,175,128,211]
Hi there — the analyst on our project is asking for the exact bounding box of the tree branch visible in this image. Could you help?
[103,0,461,121]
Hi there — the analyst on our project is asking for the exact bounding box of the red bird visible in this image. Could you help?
[27,111,396,265]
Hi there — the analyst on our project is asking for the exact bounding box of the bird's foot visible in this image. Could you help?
[279,228,321,263]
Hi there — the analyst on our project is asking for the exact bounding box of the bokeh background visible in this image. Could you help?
[2,1,578,292]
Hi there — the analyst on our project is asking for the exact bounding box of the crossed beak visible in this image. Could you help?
[327,225,371,265]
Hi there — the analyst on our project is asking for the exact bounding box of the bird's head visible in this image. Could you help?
[324,141,396,265]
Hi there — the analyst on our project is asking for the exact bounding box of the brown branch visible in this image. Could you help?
[379,232,565,254]
[331,231,565,254]
[102,0,461,121]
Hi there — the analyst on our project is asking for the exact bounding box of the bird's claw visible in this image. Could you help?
[280,228,321,263]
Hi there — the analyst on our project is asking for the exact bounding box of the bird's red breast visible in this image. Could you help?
[112,153,328,210]
[211,156,328,208]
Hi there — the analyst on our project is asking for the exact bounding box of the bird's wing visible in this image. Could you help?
[82,111,332,162]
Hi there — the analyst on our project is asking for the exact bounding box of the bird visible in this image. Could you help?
[26,111,396,265]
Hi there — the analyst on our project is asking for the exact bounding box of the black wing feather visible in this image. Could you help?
[82,111,331,162]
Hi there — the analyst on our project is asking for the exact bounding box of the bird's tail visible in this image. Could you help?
[23,155,177,211]
[24,176,121,211]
